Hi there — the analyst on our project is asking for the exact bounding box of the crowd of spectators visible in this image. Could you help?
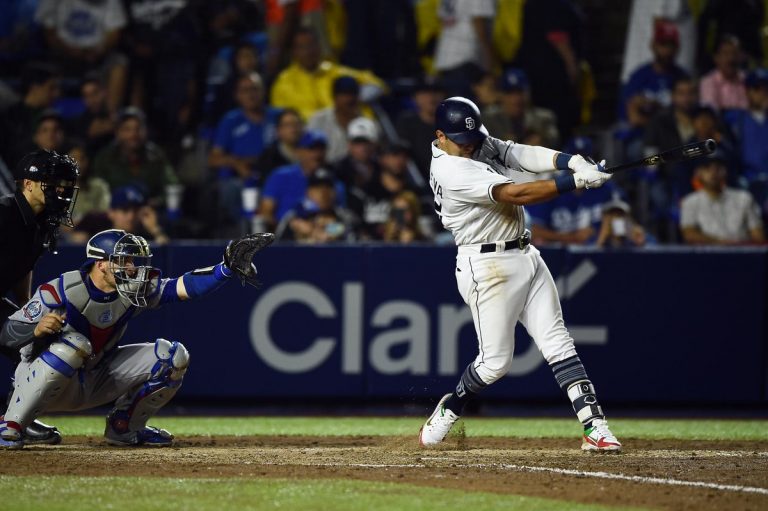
[0,0,765,247]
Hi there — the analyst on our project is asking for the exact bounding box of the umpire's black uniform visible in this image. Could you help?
[0,188,47,361]
[1,149,80,444]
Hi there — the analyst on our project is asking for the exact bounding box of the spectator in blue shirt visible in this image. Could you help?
[617,20,690,168]
[208,72,279,224]
[259,130,344,230]
[723,68,768,214]
[620,21,690,123]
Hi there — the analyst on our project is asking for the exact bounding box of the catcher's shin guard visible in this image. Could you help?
[112,338,189,433]
[3,332,92,430]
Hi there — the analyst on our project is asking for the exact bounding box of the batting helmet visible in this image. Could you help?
[86,229,156,307]
[435,96,488,145]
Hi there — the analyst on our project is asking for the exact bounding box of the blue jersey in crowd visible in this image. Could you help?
[527,186,615,232]
[212,107,279,178]
[723,109,768,181]
[263,164,346,222]
[619,63,689,120]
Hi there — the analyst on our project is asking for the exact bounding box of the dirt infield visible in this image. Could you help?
[2,435,768,510]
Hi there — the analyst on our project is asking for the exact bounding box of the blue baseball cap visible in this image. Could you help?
[745,68,768,88]
[298,130,328,149]
[110,185,145,209]
[332,75,360,96]
[499,68,529,92]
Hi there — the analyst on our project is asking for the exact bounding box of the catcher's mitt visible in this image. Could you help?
[224,232,275,287]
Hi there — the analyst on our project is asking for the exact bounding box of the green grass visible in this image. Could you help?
[40,415,768,441]
[0,476,648,511]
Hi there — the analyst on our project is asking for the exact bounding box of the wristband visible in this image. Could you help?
[555,152,573,170]
[554,174,576,194]
[182,262,231,298]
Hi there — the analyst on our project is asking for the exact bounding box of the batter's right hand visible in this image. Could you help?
[574,161,611,189]
[34,312,66,338]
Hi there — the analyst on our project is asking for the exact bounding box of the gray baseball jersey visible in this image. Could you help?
[1,269,180,411]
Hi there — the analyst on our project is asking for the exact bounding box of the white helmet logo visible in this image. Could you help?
[29,165,38,173]
[465,117,475,130]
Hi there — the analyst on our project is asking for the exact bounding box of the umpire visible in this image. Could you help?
[0,149,79,444]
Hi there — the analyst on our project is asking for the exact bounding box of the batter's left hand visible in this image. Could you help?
[568,154,606,174]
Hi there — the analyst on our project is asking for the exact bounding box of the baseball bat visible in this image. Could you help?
[604,139,717,174]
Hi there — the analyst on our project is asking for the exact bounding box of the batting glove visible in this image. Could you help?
[569,155,611,189]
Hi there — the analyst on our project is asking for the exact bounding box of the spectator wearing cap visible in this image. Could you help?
[335,117,381,191]
[699,36,748,111]
[92,107,178,207]
[270,28,386,121]
[208,72,281,224]
[395,78,445,182]
[680,152,764,245]
[307,77,382,164]
[259,130,345,230]
[722,68,768,213]
[594,198,655,248]
[482,68,560,148]
[256,108,304,179]
[277,168,358,243]
[0,63,60,167]
[69,185,169,245]
[620,20,689,126]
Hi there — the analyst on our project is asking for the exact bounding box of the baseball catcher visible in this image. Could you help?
[0,229,273,448]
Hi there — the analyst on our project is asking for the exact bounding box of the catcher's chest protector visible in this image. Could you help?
[58,271,134,356]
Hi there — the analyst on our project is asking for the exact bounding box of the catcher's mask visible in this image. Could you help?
[86,229,155,307]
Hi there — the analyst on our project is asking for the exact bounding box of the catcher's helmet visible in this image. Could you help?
[15,149,80,227]
[86,229,155,307]
[435,96,488,145]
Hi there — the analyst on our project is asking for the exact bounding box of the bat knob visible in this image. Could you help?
[704,139,717,154]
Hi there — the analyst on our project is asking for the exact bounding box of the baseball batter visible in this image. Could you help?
[419,97,621,452]
[0,229,272,448]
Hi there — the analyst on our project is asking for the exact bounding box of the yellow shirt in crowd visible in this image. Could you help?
[270,60,386,121]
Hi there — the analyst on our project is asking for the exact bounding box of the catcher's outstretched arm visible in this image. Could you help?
[178,262,233,300]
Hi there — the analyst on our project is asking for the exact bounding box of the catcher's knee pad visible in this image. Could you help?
[116,339,189,433]
[5,332,92,428]
[152,338,190,385]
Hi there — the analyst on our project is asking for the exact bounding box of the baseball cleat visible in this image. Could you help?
[105,411,174,447]
[0,417,24,449]
[582,418,622,452]
[24,419,62,445]
[419,393,460,447]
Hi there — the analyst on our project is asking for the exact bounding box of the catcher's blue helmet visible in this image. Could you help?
[86,229,155,307]
[435,96,488,145]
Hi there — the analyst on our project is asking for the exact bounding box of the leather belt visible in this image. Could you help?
[479,230,531,253]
